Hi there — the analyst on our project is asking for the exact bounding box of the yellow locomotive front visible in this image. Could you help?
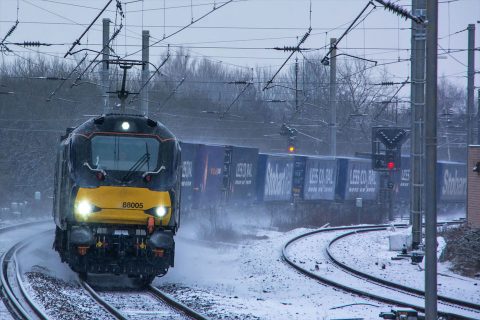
[53,114,181,284]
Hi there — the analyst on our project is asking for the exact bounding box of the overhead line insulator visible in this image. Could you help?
[1,21,19,43]
[20,41,51,47]
[374,0,425,24]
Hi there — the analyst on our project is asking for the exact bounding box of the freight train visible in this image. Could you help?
[53,114,181,285]
[52,117,466,283]
[180,142,467,217]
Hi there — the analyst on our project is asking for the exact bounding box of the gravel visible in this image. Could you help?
[24,269,115,320]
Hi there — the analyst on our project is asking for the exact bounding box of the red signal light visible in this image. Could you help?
[387,161,395,170]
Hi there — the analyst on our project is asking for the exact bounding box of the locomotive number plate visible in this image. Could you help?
[122,202,144,209]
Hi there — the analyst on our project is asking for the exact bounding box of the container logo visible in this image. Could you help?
[235,162,253,185]
[209,167,222,175]
[348,168,377,194]
[401,169,410,187]
[181,160,193,187]
[265,162,293,197]
[307,168,334,193]
[442,169,466,197]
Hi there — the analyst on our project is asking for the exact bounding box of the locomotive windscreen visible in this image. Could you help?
[91,135,160,172]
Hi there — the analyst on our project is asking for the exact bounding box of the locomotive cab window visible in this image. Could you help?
[91,135,160,172]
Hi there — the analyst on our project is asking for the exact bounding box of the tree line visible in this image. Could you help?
[0,51,468,207]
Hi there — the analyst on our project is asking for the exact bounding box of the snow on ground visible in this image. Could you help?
[98,290,187,320]
[0,219,52,320]
[16,227,115,320]
[285,228,480,318]
[156,226,395,320]
[9,215,477,319]
[7,219,394,320]
[329,227,480,304]
[0,214,50,227]
[24,271,115,320]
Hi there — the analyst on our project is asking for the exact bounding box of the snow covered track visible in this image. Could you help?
[282,224,480,320]
[147,285,210,320]
[79,280,127,320]
[80,282,210,320]
[327,228,480,313]
[0,224,51,320]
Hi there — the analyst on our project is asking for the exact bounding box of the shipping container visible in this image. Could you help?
[390,157,466,205]
[226,146,259,203]
[437,161,467,202]
[192,144,226,207]
[179,142,197,209]
[256,154,294,201]
[337,157,379,201]
[393,155,411,203]
[303,157,337,201]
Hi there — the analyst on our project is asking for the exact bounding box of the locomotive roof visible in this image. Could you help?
[65,113,176,141]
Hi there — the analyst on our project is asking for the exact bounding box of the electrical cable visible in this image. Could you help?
[122,0,235,59]
[64,0,114,57]
[0,20,412,31]
[128,50,171,104]
[263,27,312,90]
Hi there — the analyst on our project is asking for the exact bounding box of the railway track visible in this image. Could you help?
[0,223,51,320]
[80,280,210,320]
[327,227,480,312]
[282,223,480,320]
[1,222,210,320]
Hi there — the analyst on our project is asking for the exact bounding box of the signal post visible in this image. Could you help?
[372,127,409,221]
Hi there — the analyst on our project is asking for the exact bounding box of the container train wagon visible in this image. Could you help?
[392,156,467,213]
[180,142,467,221]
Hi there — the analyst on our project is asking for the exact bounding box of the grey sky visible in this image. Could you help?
[0,0,478,93]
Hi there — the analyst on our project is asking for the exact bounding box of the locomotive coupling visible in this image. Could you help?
[148,231,174,251]
[70,226,94,245]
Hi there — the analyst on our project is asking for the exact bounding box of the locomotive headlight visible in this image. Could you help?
[77,200,94,217]
[121,121,130,130]
[155,206,167,218]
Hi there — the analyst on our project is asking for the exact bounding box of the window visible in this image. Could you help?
[91,135,160,172]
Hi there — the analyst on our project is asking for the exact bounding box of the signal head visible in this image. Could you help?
[387,161,395,170]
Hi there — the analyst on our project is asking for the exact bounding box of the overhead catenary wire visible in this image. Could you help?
[221,81,252,117]
[373,77,409,120]
[263,27,312,91]
[0,0,471,110]
[64,0,114,58]
[321,1,376,65]
[156,77,187,110]
[47,53,88,101]
[72,22,124,87]
[129,50,171,104]
[0,0,424,72]
[122,0,235,59]
[2,41,472,53]
[439,27,467,40]
[0,20,413,31]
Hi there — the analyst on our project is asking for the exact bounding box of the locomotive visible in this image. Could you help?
[53,114,181,284]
